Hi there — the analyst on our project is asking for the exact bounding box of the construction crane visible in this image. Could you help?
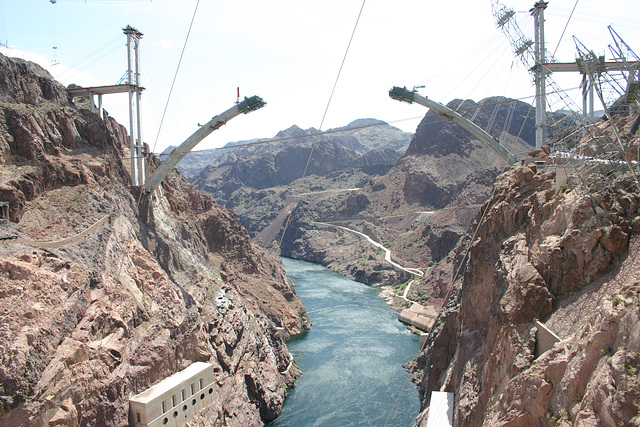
[144,95,266,193]
[389,86,519,165]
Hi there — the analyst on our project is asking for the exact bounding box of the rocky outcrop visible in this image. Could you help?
[0,53,309,426]
[0,55,70,106]
[412,113,640,426]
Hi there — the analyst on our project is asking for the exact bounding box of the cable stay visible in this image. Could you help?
[470,99,484,123]
[486,101,501,135]
[143,96,266,194]
[389,86,519,164]
[501,100,517,140]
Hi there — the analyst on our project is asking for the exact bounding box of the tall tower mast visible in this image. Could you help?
[492,0,548,147]
[124,26,145,186]
[531,1,548,148]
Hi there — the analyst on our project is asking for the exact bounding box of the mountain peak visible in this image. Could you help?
[275,125,310,139]
[346,118,386,128]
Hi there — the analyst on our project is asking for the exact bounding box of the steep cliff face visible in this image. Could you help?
[413,113,640,426]
[0,53,309,426]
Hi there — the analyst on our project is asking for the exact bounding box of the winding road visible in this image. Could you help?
[315,221,424,279]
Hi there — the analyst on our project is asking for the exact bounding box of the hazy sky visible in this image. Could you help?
[1,0,638,154]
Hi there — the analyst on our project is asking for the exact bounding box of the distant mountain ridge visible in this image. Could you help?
[169,119,413,178]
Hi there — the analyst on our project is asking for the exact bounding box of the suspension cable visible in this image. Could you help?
[277,0,367,250]
[552,0,579,58]
[151,0,200,155]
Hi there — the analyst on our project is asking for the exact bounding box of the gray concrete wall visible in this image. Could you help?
[535,319,561,358]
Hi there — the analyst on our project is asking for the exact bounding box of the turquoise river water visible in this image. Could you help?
[268,258,420,427]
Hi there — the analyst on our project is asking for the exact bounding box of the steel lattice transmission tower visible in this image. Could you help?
[492,1,534,68]
[571,32,640,191]
[604,26,640,111]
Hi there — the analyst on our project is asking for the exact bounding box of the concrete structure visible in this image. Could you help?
[555,164,568,193]
[398,310,435,331]
[0,202,9,222]
[66,25,145,187]
[129,362,217,427]
[398,304,438,332]
[124,25,145,187]
[534,319,561,358]
[65,84,135,120]
[143,95,265,194]
[426,391,454,427]
[531,1,548,148]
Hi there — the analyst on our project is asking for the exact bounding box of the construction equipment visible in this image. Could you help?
[144,96,266,193]
[389,86,519,164]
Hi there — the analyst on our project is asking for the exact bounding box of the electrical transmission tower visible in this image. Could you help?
[603,27,640,112]
[567,32,640,195]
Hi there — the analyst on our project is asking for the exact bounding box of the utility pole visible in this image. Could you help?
[124,26,145,187]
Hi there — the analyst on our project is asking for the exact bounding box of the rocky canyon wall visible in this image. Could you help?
[413,115,640,426]
[0,53,309,426]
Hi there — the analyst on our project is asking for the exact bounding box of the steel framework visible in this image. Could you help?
[492,1,640,202]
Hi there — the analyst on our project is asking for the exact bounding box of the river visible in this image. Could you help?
[268,258,420,427]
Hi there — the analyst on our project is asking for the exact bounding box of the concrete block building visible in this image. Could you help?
[129,362,218,427]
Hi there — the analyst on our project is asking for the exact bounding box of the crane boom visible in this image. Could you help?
[144,95,266,193]
[389,86,519,165]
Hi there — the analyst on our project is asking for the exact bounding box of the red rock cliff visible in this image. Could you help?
[0,53,309,426]
[413,114,640,426]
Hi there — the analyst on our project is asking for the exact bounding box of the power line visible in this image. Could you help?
[151,0,200,155]
[276,0,367,251]
[53,35,124,82]
[552,0,580,58]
